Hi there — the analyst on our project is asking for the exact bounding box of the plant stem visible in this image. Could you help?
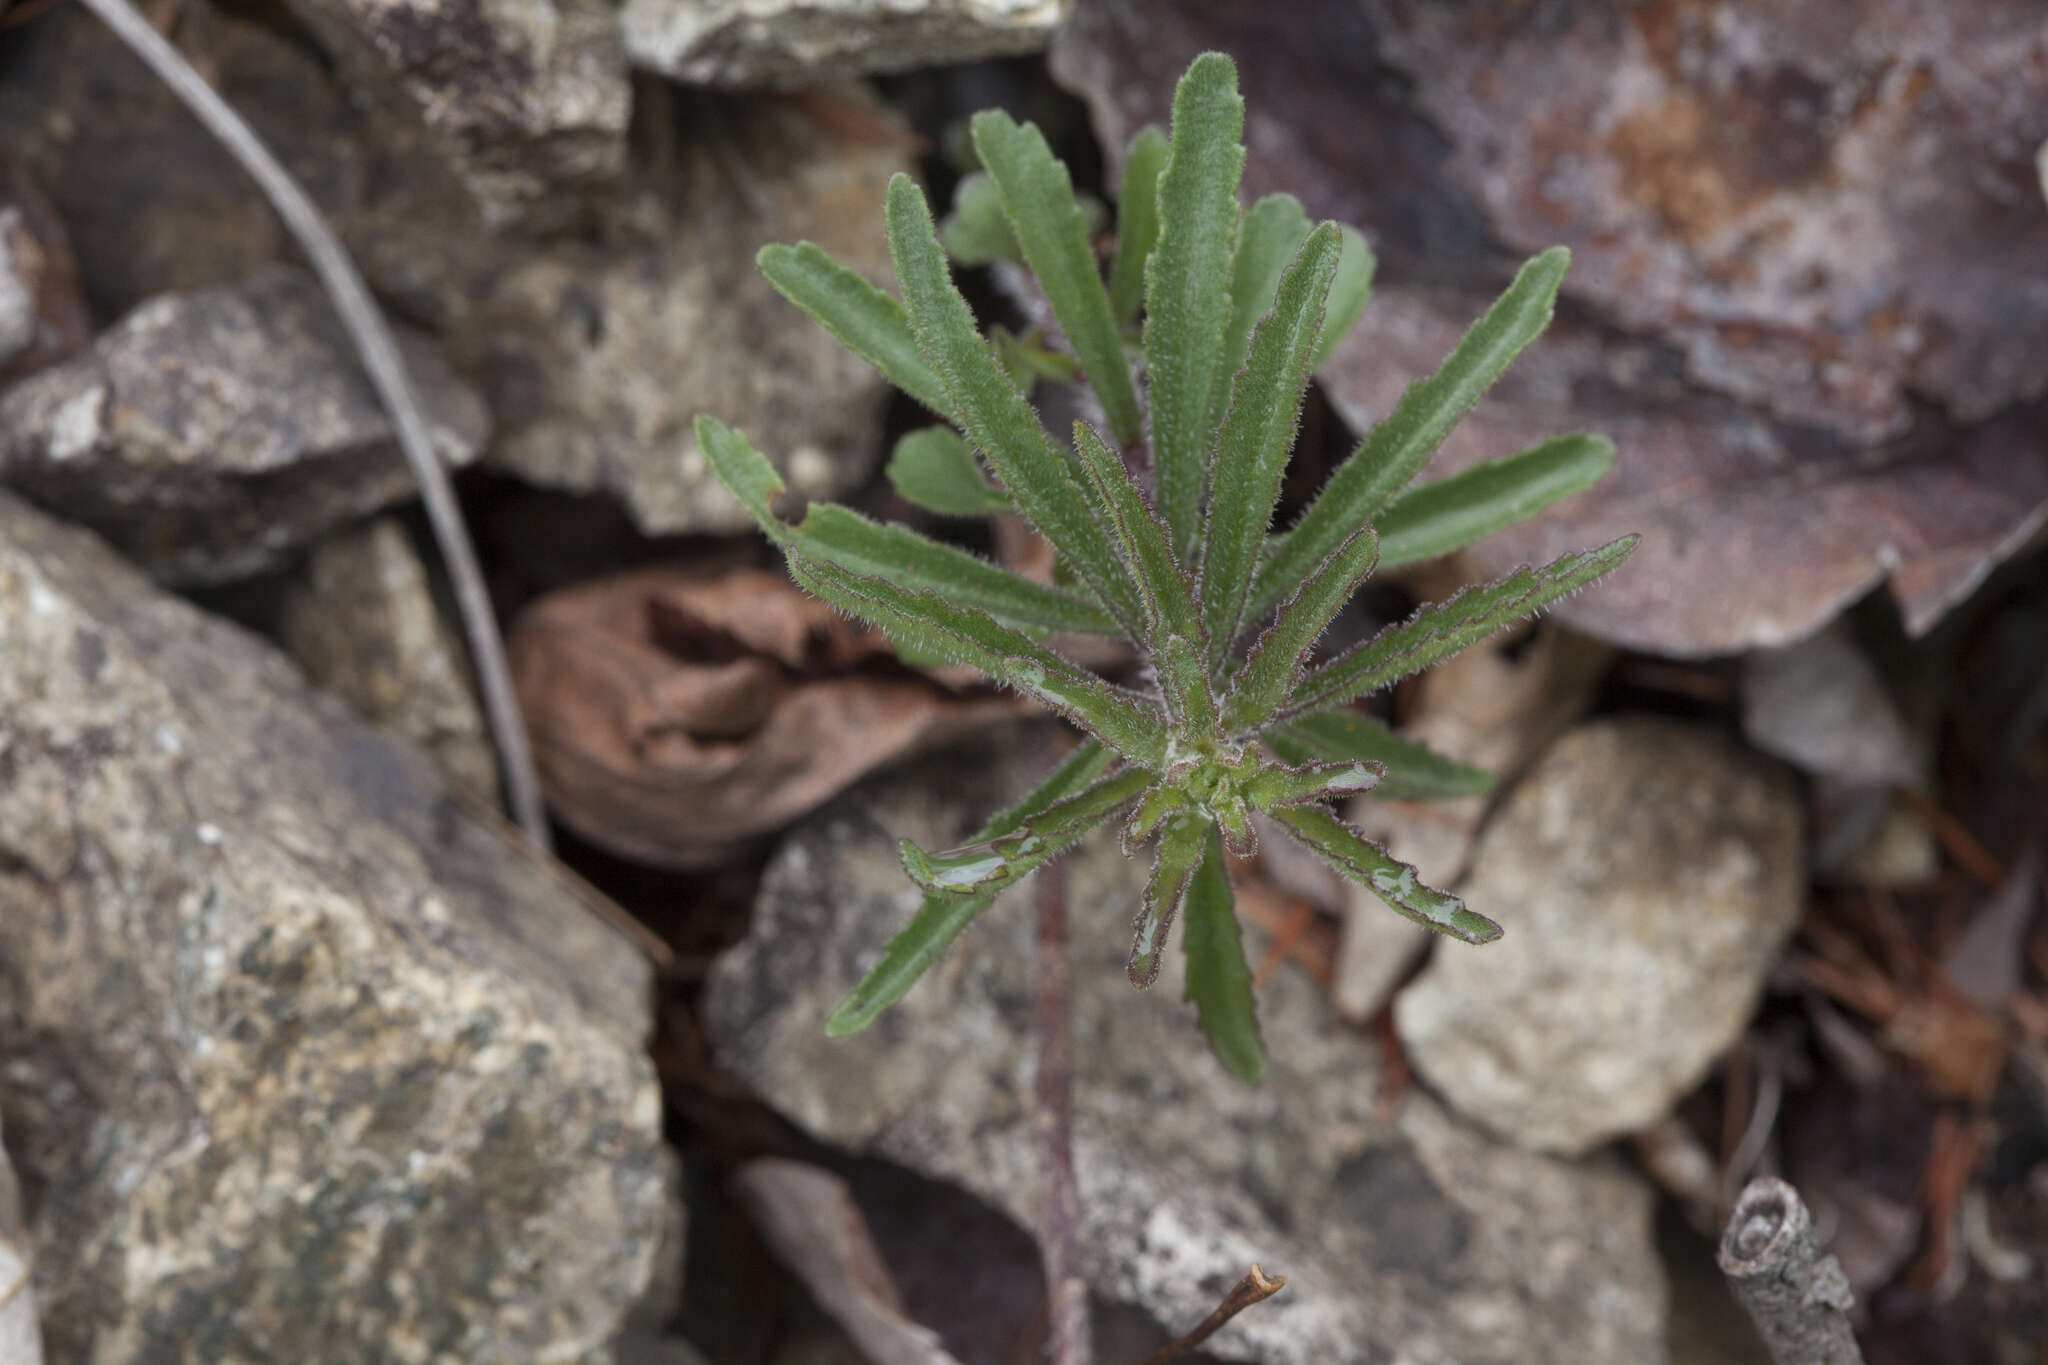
[75,0,552,852]
[1034,857,1092,1365]
[1717,1177,1864,1365]
[1137,1264,1286,1365]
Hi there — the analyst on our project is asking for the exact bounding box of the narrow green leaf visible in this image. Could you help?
[1208,193,1311,436]
[1071,421,1204,651]
[885,174,1147,637]
[699,417,1112,637]
[1182,827,1262,1082]
[756,243,952,418]
[786,554,1170,766]
[973,111,1143,445]
[1108,125,1169,326]
[1223,526,1380,732]
[1310,225,1376,369]
[939,172,1022,266]
[1213,795,1257,858]
[1254,247,1572,613]
[1121,783,1189,854]
[994,331,1081,391]
[886,426,1012,518]
[900,767,1153,897]
[1157,634,1221,738]
[1242,757,1383,810]
[1374,433,1616,570]
[799,506,1117,636]
[1145,52,1246,558]
[1201,223,1343,662]
[1269,803,1502,944]
[826,741,1115,1036]
[1265,711,1494,801]
[1129,813,1209,988]
[1286,537,1638,718]
[697,416,794,545]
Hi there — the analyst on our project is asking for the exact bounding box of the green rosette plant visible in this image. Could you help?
[696,52,1635,1082]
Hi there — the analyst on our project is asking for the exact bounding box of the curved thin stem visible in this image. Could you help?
[74,0,551,850]
[1034,857,1093,1365]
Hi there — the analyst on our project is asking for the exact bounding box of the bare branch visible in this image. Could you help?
[1137,1264,1287,1365]
[75,0,552,851]
[1718,1177,1865,1365]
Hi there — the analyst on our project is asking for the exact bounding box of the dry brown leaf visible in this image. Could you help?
[1051,0,2048,656]
[509,566,1029,868]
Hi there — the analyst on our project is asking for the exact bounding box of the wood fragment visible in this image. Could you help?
[1718,1177,1865,1365]
[1893,786,2006,890]
[1137,1264,1287,1365]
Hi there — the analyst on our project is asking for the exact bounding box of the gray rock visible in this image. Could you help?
[0,491,672,1362]
[0,267,488,585]
[455,91,906,533]
[0,1114,40,1365]
[282,518,500,804]
[707,727,1669,1365]
[0,221,31,367]
[1396,719,1805,1156]
[276,0,629,228]
[623,0,1070,87]
[0,8,896,534]
[1742,623,1924,789]
[0,5,480,324]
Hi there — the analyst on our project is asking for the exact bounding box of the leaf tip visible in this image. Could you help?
[823,999,871,1038]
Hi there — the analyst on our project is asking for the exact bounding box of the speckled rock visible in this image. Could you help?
[0,492,671,1362]
[277,0,629,227]
[623,0,1070,87]
[0,9,896,535]
[0,267,488,585]
[1397,719,1805,1156]
[282,518,499,804]
[457,91,907,533]
[707,727,1668,1365]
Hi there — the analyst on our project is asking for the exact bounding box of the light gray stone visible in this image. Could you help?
[1396,719,1805,1156]
[0,267,489,585]
[1742,623,1924,789]
[623,0,1070,87]
[707,727,1668,1365]
[282,518,499,804]
[278,0,630,227]
[0,491,672,1362]
[457,90,907,533]
[0,1114,40,1365]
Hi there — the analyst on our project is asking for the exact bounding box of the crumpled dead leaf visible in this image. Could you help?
[509,566,1029,867]
[1051,0,2048,656]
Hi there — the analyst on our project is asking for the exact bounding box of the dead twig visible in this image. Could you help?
[1718,1177,1864,1365]
[1893,786,2005,890]
[1034,858,1092,1365]
[75,0,552,852]
[1136,1265,1287,1365]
